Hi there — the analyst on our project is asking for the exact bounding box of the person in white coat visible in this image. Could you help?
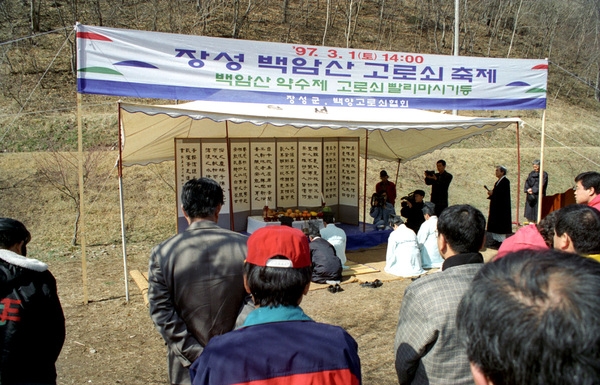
[385,215,424,277]
[417,203,444,269]
[319,218,347,267]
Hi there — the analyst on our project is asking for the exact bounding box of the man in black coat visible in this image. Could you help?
[523,159,548,223]
[486,166,512,247]
[425,160,453,216]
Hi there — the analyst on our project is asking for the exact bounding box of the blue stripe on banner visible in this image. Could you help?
[78,79,546,110]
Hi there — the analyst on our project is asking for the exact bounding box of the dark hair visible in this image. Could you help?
[496,165,507,175]
[413,189,425,197]
[244,261,312,307]
[457,249,600,385]
[0,218,31,255]
[181,177,224,219]
[422,204,435,217]
[389,214,404,227]
[308,221,321,237]
[322,212,334,225]
[436,159,446,167]
[575,171,600,194]
[437,204,485,254]
[537,210,559,248]
[554,204,600,254]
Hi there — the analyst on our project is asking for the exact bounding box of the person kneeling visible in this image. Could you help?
[308,223,343,284]
[385,215,424,278]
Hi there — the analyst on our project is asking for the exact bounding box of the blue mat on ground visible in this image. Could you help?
[241,221,390,251]
[338,222,391,251]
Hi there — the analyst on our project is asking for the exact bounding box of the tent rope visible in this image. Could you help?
[0,28,74,144]
[0,102,114,118]
[549,60,600,94]
[0,27,70,46]
[86,163,117,209]
[522,121,600,168]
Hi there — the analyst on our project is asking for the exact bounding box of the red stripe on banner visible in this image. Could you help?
[532,64,548,70]
[76,32,112,41]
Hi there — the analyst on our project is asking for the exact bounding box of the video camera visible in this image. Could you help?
[371,192,386,207]
[400,192,416,208]
[424,170,436,177]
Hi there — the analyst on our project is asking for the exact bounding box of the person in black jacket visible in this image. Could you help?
[486,166,512,247]
[523,159,548,222]
[400,189,426,234]
[0,218,65,385]
[308,223,342,284]
[424,160,453,216]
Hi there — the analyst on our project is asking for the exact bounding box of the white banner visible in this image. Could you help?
[77,24,547,110]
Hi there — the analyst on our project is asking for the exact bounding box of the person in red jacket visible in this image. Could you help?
[574,171,600,210]
[376,170,397,205]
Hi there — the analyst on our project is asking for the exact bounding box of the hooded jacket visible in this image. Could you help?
[0,249,65,385]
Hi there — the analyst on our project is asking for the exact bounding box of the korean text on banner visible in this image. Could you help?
[76,24,548,110]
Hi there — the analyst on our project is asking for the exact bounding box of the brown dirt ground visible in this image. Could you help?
[53,241,497,385]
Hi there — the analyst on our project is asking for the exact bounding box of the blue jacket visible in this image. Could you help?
[190,306,361,385]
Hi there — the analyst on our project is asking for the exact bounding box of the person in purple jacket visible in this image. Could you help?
[189,225,362,385]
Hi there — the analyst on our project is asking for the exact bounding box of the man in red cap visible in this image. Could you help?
[189,226,362,385]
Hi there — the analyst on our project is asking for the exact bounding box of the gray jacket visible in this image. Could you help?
[394,254,483,384]
[148,220,248,385]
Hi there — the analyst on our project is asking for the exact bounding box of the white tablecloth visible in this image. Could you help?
[246,216,323,234]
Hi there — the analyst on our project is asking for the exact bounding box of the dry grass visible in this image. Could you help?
[1,97,599,384]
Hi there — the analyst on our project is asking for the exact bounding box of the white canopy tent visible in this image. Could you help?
[119,100,521,166]
[115,100,522,300]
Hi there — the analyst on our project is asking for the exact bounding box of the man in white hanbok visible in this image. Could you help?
[417,203,444,269]
[385,215,425,277]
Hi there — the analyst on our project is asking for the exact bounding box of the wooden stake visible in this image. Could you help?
[537,109,547,222]
[77,93,89,305]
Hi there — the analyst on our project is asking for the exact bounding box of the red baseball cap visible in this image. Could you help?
[246,226,311,268]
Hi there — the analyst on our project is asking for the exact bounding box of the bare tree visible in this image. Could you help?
[322,0,330,45]
[30,0,40,33]
[506,0,523,57]
[282,0,289,23]
[34,150,105,246]
[344,0,364,48]
[232,0,262,38]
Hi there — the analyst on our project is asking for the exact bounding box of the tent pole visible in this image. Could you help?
[117,102,130,302]
[225,121,235,230]
[77,93,89,305]
[362,130,369,232]
[394,158,401,187]
[516,121,521,226]
[537,110,547,222]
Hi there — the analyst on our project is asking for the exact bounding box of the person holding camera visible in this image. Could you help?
[400,190,426,234]
[370,191,396,230]
[424,160,453,217]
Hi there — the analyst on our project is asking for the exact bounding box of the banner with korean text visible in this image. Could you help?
[77,24,547,110]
